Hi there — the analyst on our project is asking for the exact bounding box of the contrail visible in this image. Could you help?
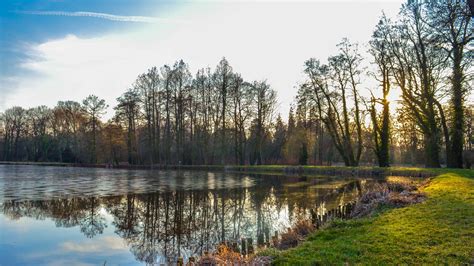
[17,10,184,24]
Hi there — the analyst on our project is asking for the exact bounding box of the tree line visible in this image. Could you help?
[0,1,472,168]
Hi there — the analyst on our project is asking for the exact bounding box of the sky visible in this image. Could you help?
[0,0,405,119]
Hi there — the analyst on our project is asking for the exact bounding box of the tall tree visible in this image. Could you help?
[1,107,27,161]
[369,15,392,167]
[213,58,233,164]
[387,2,445,167]
[82,95,107,164]
[115,88,141,164]
[193,68,213,164]
[427,0,473,168]
[251,80,276,165]
[52,101,86,162]
[271,114,287,164]
[303,39,365,167]
[136,67,161,165]
[229,75,252,164]
[27,106,52,161]
[171,60,192,164]
[161,65,174,165]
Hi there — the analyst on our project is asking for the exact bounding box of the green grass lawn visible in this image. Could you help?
[271,169,474,265]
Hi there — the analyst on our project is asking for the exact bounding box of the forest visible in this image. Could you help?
[1,1,472,168]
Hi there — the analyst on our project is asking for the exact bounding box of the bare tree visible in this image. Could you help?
[250,80,276,165]
[213,58,233,164]
[304,39,365,166]
[136,67,161,165]
[1,107,27,161]
[26,106,52,161]
[388,3,446,167]
[369,15,392,167]
[229,75,253,164]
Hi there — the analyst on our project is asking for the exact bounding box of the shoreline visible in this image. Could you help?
[271,169,474,264]
[0,161,438,177]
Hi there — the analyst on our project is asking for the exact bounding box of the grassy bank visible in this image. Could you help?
[272,169,474,264]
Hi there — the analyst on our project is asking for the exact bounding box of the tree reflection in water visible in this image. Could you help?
[1,173,385,264]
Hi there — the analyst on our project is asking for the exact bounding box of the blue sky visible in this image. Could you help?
[1,0,176,87]
[0,0,405,118]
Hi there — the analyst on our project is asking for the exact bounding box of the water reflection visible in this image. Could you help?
[0,166,386,265]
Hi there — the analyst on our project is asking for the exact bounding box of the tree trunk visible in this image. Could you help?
[449,47,464,168]
[424,131,441,168]
[379,98,390,167]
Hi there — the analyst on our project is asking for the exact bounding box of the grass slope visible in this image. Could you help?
[273,170,474,265]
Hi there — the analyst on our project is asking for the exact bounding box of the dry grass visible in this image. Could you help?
[350,184,391,218]
[195,243,272,265]
[273,220,316,250]
[350,181,426,218]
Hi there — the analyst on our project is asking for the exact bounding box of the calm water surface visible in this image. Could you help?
[0,165,393,265]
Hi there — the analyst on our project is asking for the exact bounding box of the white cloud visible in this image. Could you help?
[22,235,129,265]
[3,1,404,119]
[60,236,128,253]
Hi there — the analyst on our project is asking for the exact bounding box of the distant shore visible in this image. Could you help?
[0,161,445,177]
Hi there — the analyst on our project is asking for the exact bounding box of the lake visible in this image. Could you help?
[0,165,394,265]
